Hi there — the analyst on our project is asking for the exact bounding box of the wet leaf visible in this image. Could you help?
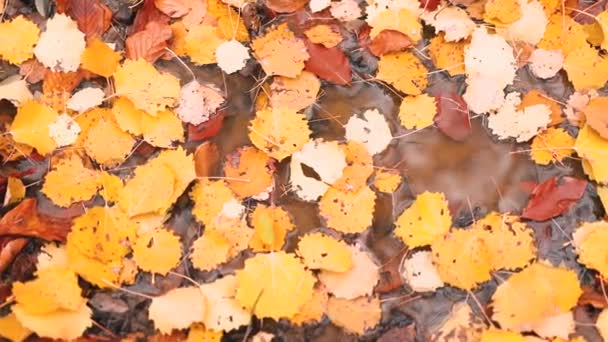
[434,92,471,141]
[264,0,309,13]
[303,39,352,85]
[368,29,413,56]
[125,21,173,63]
[521,176,587,221]
[65,0,112,40]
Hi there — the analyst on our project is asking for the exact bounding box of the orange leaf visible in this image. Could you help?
[368,30,413,56]
[0,199,72,242]
[66,0,113,40]
[154,0,192,17]
[126,21,173,63]
[194,141,220,178]
[81,38,121,78]
[131,0,170,34]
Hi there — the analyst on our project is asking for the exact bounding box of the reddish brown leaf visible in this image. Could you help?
[66,0,113,40]
[521,176,587,221]
[188,110,225,141]
[434,92,471,141]
[419,0,440,11]
[368,30,413,56]
[135,141,157,158]
[194,141,220,178]
[55,0,69,13]
[19,59,47,84]
[154,0,191,17]
[0,237,28,273]
[126,21,173,63]
[304,39,352,85]
[131,0,171,34]
[579,286,608,309]
[0,198,73,242]
[265,0,309,13]
[374,249,406,294]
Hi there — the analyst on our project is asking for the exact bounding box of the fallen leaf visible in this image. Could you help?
[270,71,320,111]
[430,302,486,341]
[597,308,608,341]
[67,87,105,113]
[427,33,466,75]
[521,176,587,221]
[584,97,608,139]
[402,250,444,292]
[65,0,112,40]
[423,6,475,42]
[519,89,563,125]
[377,51,428,95]
[318,246,379,299]
[369,9,422,43]
[539,14,588,55]
[488,92,551,142]
[297,232,353,272]
[528,48,563,79]
[290,284,329,325]
[0,313,32,342]
[81,38,121,77]
[367,29,413,56]
[303,39,352,85]
[198,275,251,331]
[0,199,72,241]
[190,230,231,271]
[131,0,170,34]
[333,141,374,191]
[575,124,608,183]
[530,127,575,165]
[264,0,308,12]
[12,301,92,340]
[0,16,40,65]
[194,141,220,178]
[34,14,86,72]
[326,296,381,335]
[154,0,192,17]
[125,21,173,63]
[395,191,452,248]
[19,59,47,84]
[373,170,402,193]
[41,154,100,207]
[345,108,392,155]
[249,107,311,161]
[83,111,136,166]
[177,81,225,125]
[319,186,376,233]
[224,146,274,199]
[479,329,527,341]
[484,0,522,24]
[531,311,575,339]
[148,287,205,334]
[563,44,608,91]
[249,205,295,252]
[11,100,58,155]
[498,0,548,45]
[573,221,608,278]
[190,180,238,226]
[434,92,471,141]
[48,114,81,148]
[133,228,182,275]
[304,25,343,48]
[330,0,362,21]
[399,94,437,130]
[235,251,315,319]
[183,24,225,65]
[216,40,250,74]
[252,23,309,77]
[13,267,84,314]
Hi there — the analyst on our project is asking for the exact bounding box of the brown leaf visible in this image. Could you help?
[368,30,413,56]
[126,21,173,63]
[521,176,587,221]
[19,59,48,84]
[0,237,28,273]
[66,0,113,40]
[265,0,309,13]
[131,0,171,34]
[188,110,225,142]
[434,92,472,141]
[378,324,417,342]
[194,141,220,178]
[304,39,352,85]
[0,198,73,242]
[579,286,608,309]
[154,0,191,17]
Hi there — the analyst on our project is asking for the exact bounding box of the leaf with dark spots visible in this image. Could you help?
[264,0,309,13]
[368,30,413,56]
[0,198,73,242]
[194,141,220,178]
[434,92,471,141]
[125,21,173,63]
[0,237,28,273]
[188,110,225,142]
[131,0,170,34]
[521,176,587,221]
[304,39,352,85]
[66,0,113,40]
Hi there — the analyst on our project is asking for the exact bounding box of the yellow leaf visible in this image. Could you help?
[133,228,182,275]
[67,206,137,263]
[207,0,249,42]
[333,141,374,192]
[598,186,608,211]
[394,191,451,248]
[431,229,492,290]
[319,186,376,234]
[184,24,225,65]
[252,24,309,78]
[198,275,251,331]
[270,71,321,112]
[491,262,582,330]
[597,11,608,50]
[187,324,223,342]
[81,38,121,78]
[11,100,58,155]
[530,127,575,165]
[304,25,343,48]
[373,170,402,193]
[140,109,185,148]
[235,251,315,319]
[584,21,604,46]
[472,212,536,270]
[318,247,379,299]
[66,242,123,287]
[573,221,608,277]
[112,97,145,136]
[224,146,273,199]
[4,177,25,206]
[290,284,329,325]
[369,9,422,42]
[539,15,589,55]
[249,107,311,161]
[83,111,135,166]
[564,44,608,91]
[41,154,100,207]
[297,232,353,272]
[113,59,181,115]
[12,302,92,341]
[249,205,295,252]
[149,287,206,334]
[0,313,32,342]
[0,16,40,64]
[98,171,123,203]
[398,94,437,130]
[190,229,231,271]
[428,33,466,76]
[575,124,608,183]
[37,243,69,272]
[170,21,188,56]
[377,51,428,95]
[12,267,84,315]
[484,0,522,24]
[191,180,238,226]
[326,296,381,335]
[480,329,528,342]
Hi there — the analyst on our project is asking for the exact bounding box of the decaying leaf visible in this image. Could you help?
[319,186,376,234]
[318,246,379,299]
[401,250,444,292]
[573,221,608,278]
[0,75,33,105]
[34,14,86,72]
[270,71,320,111]
[149,287,205,334]
[252,24,309,78]
[487,92,551,142]
[216,40,250,74]
[249,205,295,252]
[399,94,437,130]
[81,38,121,77]
[249,107,311,161]
[377,51,428,95]
[530,127,575,165]
[326,296,381,335]
[0,198,72,242]
[344,108,392,155]
[297,232,353,272]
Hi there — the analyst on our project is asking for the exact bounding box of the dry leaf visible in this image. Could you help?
[423,6,475,42]
[530,127,575,165]
[297,232,353,272]
[394,191,452,248]
[304,25,343,48]
[318,246,379,299]
[12,302,92,341]
[401,250,444,292]
[488,92,551,142]
[184,24,225,65]
[34,14,86,72]
[177,81,225,125]
[216,40,250,74]
[41,154,100,207]
[326,296,381,335]
[373,170,402,193]
[369,9,422,43]
[344,108,392,155]
[198,275,251,331]
[498,0,548,45]
[584,96,608,139]
[0,313,32,342]
[398,94,437,130]
[11,100,58,155]
[319,186,376,233]
[270,71,320,111]
[125,21,172,63]
[428,33,466,76]
[66,0,112,39]
[0,198,72,242]
[81,38,121,77]
[249,205,295,252]
[0,16,40,65]
[377,51,428,95]
[149,287,205,334]
[49,114,81,147]
[224,146,273,199]
[249,107,311,161]
[67,87,105,113]
[252,23,309,78]
[133,228,182,275]
[330,0,362,21]
[0,76,33,105]
[563,45,608,91]
[528,48,563,79]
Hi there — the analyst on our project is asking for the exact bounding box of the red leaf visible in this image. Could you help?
[419,0,440,11]
[303,39,352,85]
[131,0,170,34]
[264,0,309,13]
[66,0,113,40]
[368,30,413,56]
[0,198,73,242]
[188,111,225,141]
[194,141,220,178]
[434,92,472,141]
[154,0,191,17]
[521,176,587,221]
[126,21,173,63]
